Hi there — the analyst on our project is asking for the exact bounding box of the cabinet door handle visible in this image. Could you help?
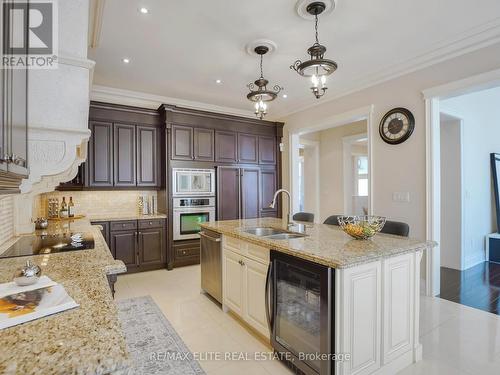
[265,261,274,332]
[238,259,245,266]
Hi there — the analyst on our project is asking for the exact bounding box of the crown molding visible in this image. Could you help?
[90,85,256,119]
[274,17,500,120]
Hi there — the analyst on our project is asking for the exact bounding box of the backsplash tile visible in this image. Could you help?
[37,191,158,218]
[0,196,14,247]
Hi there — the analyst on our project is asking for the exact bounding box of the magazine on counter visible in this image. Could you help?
[0,276,79,330]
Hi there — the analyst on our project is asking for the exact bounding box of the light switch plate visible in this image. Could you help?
[393,192,410,203]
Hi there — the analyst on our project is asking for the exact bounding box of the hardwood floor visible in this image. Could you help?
[439,262,500,314]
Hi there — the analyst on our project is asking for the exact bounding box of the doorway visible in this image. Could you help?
[290,105,374,223]
[424,70,500,311]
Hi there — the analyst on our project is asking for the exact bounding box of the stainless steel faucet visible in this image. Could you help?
[269,189,294,228]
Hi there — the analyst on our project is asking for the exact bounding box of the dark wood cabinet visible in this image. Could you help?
[137,126,159,186]
[171,125,194,160]
[60,102,163,190]
[173,239,200,267]
[241,168,260,219]
[88,121,113,187]
[194,128,214,161]
[217,166,260,220]
[215,131,238,163]
[114,123,137,186]
[238,134,258,164]
[217,167,241,221]
[139,228,165,266]
[108,218,167,274]
[111,230,139,272]
[260,168,278,217]
[259,136,277,165]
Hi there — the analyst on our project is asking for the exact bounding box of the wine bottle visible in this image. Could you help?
[68,197,75,218]
[60,197,68,218]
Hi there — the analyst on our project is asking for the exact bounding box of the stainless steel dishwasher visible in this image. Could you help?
[200,229,222,303]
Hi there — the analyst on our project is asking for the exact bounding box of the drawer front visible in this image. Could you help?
[246,243,270,264]
[176,247,199,259]
[223,236,269,264]
[138,219,164,229]
[224,236,246,256]
[110,220,137,231]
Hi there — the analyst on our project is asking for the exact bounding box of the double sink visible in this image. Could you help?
[241,227,307,240]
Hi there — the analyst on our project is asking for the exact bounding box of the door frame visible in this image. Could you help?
[289,105,375,219]
[342,133,369,215]
[422,67,500,296]
[438,111,466,272]
[298,138,320,222]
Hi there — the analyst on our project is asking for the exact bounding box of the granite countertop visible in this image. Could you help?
[0,219,129,375]
[88,213,167,222]
[201,218,436,269]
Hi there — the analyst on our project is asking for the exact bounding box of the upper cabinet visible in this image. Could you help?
[171,125,194,160]
[113,123,137,186]
[194,128,214,161]
[171,125,215,161]
[238,134,258,164]
[88,121,114,187]
[137,126,159,187]
[258,136,277,165]
[215,131,238,163]
[59,102,163,190]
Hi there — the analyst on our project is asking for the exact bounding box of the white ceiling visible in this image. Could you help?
[89,0,500,119]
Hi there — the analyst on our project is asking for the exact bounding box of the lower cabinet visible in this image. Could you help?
[222,238,269,338]
[93,219,167,274]
[172,239,200,268]
[111,230,140,272]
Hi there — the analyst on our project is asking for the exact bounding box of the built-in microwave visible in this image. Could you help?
[172,168,215,197]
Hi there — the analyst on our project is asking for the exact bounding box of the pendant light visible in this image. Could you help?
[291,1,338,99]
[247,46,283,119]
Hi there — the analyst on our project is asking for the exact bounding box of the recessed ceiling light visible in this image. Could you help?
[139,7,149,14]
[122,58,130,64]
[283,94,288,98]
[215,79,222,84]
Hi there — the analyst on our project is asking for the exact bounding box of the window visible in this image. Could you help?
[353,155,368,197]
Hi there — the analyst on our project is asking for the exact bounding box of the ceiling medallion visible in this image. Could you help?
[291,1,338,99]
[247,46,283,120]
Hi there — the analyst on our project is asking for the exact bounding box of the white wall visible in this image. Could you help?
[441,86,500,268]
[440,116,462,270]
[280,42,500,244]
[299,121,367,222]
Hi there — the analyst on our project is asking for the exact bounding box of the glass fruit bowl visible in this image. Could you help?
[338,215,387,240]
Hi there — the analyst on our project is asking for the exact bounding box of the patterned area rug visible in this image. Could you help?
[116,296,205,375]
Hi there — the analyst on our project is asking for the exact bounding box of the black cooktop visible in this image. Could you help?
[0,232,95,259]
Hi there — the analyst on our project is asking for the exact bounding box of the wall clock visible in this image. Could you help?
[379,107,415,145]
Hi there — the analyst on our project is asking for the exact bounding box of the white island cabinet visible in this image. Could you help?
[202,218,433,375]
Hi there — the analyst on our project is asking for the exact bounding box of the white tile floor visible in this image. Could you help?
[115,266,500,375]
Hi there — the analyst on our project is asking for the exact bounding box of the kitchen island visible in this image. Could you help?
[0,219,129,375]
[200,218,435,375]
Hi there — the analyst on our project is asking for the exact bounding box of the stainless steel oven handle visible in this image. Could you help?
[265,261,274,333]
[199,232,221,242]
